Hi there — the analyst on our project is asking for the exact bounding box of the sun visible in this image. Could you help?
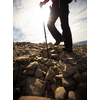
[29,1,52,30]
[41,5,51,24]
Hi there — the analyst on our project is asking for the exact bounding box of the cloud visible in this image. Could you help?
[13,0,87,43]
[69,0,87,42]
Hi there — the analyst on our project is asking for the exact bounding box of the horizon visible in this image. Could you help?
[13,0,87,44]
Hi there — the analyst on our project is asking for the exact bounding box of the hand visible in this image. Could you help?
[39,2,43,8]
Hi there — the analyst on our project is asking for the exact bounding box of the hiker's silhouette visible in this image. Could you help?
[40,0,73,52]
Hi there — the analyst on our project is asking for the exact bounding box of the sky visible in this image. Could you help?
[13,0,87,44]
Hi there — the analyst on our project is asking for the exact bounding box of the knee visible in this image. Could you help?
[47,22,54,29]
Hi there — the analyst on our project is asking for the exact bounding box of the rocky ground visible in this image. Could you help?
[13,42,87,100]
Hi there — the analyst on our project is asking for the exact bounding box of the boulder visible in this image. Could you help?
[46,59,54,67]
[68,90,87,100]
[81,71,87,82]
[20,77,27,87]
[35,67,43,78]
[26,61,39,69]
[40,65,48,72]
[45,67,55,81]
[27,69,35,76]
[73,71,81,81]
[25,77,46,96]
[55,87,67,100]
[63,64,77,77]
[62,78,76,88]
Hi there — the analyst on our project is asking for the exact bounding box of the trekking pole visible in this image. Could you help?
[41,6,49,58]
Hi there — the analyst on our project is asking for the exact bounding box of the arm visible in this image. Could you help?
[39,0,49,8]
[43,0,49,5]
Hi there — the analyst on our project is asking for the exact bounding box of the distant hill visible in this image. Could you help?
[74,40,87,45]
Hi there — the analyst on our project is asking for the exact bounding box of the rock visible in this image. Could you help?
[41,65,48,72]
[78,82,87,97]
[42,71,47,77]
[16,55,30,62]
[16,87,21,94]
[18,96,51,100]
[43,58,48,63]
[45,67,55,81]
[29,54,36,58]
[72,66,79,71]
[63,64,77,77]
[51,77,56,84]
[36,56,43,61]
[60,57,67,62]
[35,67,43,78]
[46,59,54,67]
[73,71,81,81]
[51,54,59,59]
[19,65,26,69]
[67,57,74,60]
[25,77,46,96]
[68,90,87,100]
[27,69,35,76]
[51,84,56,91]
[55,74,63,79]
[54,68,60,75]
[55,87,67,100]
[52,61,57,65]
[22,70,27,75]
[20,77,27,87]
[21,75,27,80]
[25,49,29,54]
[81,71,87,82]
[50,50,56,54]
[51,65,58,70]
[26,61,39,69]
[62,78,76,88]
[53,45,58,51]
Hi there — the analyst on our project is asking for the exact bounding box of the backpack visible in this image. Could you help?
[67,0,73,4]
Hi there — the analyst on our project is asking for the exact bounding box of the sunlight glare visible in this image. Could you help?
[42,5,50,24]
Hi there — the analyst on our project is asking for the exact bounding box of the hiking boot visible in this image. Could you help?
[54,38,65,45]
[63,48,73,53]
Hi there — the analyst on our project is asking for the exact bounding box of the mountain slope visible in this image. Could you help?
[74,40,87,45]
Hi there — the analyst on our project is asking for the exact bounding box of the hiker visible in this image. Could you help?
[40,0,73,52]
